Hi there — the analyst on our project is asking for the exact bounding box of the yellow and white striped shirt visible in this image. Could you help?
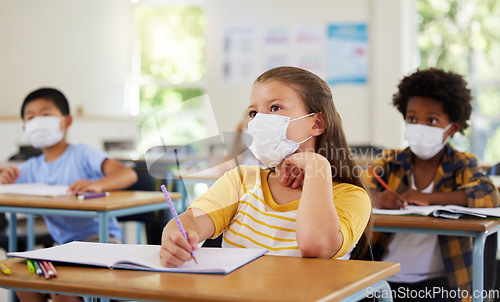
[190,165,371,258]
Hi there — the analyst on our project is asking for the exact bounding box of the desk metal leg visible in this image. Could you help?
[472,232,486,302]
[8,212,17,253]
[98,212,109,243]
[27,214,35,251]
[136,221,144,244]
[83,297,110,302]
[178,179,189,213]
[339,280,393,302]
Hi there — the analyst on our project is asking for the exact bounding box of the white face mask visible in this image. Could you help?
[24,116,65,149]
[246,112,314,167]
[404,123,452,160]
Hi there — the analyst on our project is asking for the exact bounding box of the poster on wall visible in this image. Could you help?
[220,25,257,84]
[326,23,368,86]
[261,25,326,78]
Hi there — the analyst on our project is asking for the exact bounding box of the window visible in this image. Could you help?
[417,0,500,162]
[131,1,206,153]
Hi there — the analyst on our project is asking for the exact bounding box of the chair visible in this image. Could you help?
[119,161,168,245]
[201,234,223,248]
[490,162,500,176]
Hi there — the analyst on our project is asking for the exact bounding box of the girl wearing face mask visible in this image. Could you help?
[160,66,372,267]
[365,69,499,301]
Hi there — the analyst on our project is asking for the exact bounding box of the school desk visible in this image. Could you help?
[373,215,500,302]
[0,255,399,302]
[0,191,181,252]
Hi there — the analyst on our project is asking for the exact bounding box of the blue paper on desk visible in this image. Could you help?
[8,241,268,274]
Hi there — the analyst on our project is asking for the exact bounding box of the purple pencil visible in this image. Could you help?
[160,184,197,264]
[37,260,50,279]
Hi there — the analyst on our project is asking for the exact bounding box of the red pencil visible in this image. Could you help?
[41,261,55,278]
[366,166,392,191]
[46,261,58,278]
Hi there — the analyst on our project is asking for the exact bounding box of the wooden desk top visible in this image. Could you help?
[0,256,399,302]
[0,191,181,211]
[374,215,500,232]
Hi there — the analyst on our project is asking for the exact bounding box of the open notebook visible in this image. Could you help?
[8,241,268,275]
[0,183,70,197]
[373,205,500,219]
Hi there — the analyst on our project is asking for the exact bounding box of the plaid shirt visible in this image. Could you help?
[365,145,499,302]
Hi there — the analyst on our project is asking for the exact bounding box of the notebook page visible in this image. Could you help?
[8,242,154,268]
[8,242,268,274]
[0,183,70,197]
[115,246,268,274]
[373,205,444,216]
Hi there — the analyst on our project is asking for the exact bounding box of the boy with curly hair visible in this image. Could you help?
[365,68,499,301]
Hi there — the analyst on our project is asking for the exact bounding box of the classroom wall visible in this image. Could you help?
[0,0,134,160]
[0,0,415,161]
[0,0,132,117]
[206,0,416,149]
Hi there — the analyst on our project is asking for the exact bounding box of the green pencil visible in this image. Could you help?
[26,259,35,273]
[32,260,42,276]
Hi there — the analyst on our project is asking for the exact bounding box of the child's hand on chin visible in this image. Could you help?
[280,164,304,189]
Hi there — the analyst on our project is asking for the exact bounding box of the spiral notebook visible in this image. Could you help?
[8,241,267,275]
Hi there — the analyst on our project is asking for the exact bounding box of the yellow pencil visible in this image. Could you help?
[0,263,11,275]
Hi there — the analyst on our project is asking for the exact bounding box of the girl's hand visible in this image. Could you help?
[281,151,323,172]
[401,189,430,206]
[68,180,102,194]
[0,166,21,184]
[280,151,321,188]
[159,225,199,267]
[280,164,305,189]
[377,190,408,209]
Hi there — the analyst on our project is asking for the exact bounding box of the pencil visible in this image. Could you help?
[32,260,42,276]
[46,261,58,278]
[366,166,392,191]
[77,192,110,200]
[26,259,35,273]
[0,263,10,275]
[41,261,55,278]
[37,260,50,279]
[160,184,198,264]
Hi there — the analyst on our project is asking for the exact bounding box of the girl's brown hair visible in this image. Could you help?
[254,66,372,260]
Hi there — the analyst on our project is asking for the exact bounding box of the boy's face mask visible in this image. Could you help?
[404,123,452,160]
[24,116,65,149]
[246,112,314,168]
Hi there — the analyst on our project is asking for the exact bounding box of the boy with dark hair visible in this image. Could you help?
[365,68,499,301]
[0,87,138,302]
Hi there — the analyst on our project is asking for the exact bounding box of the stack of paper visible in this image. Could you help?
[0,183,70,197]
[373,205,500,219]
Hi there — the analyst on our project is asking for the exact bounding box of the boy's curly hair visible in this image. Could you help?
[392,68,472,134]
